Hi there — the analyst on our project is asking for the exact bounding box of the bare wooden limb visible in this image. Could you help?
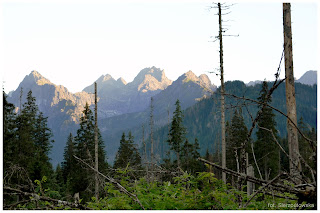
[245,172,284,207]
[73,155,145,210]
[250,142,263,180]
[3,186,92,210]
[257,125,313,184]
[224,92,316,152]
[198,158,300,194]
[295,151,316,184]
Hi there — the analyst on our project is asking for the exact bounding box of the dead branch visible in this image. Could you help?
[198,158,300,194]
[224,92,316,153]
[245,172,284,207]
[250,142,263,180]
[295,151,316,184]
[257,125,315,184]
[73,155,145,210]
[3,186,92,210]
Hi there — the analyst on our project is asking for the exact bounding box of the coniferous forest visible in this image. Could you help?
[3,79,317,210]
[2,2,317,211]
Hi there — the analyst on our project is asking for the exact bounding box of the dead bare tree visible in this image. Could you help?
[283,2,302,184]
[209,2,238,183]
[94,82,99,200]
[150,97,154,174]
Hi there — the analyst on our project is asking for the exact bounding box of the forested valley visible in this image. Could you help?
[3,78,317,209]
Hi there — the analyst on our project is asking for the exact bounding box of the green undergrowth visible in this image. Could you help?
[11,171,305,210]
[86,171,298,210]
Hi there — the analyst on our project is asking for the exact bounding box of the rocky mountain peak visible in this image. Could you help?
[296,70,317,86]
[182,70,198,83]
[133,67,163,83]
[21,70,52,87]
[83,74,118,93]
[96,74,115,83]
[130,67,172,91]
[102,74,113,82]
[117,77,127,85]
[178,71,216,91]
[199,74,215,91]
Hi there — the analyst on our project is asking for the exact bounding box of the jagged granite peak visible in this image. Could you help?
[95,74,116,83]
[99,74,114,82]
[9,71,95,123]
[22,70,53,86]
[117,77,127,85]
[178,71,215,90]
[83,74,119,93]
[133,66,163,83]
[181,70,198,83]
[129,66,172,91]
[296,70,317,86]
[199,74,216,91]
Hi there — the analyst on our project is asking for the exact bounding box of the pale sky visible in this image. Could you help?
[1,0,318,93]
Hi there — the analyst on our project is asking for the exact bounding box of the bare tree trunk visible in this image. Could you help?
[94,82,99,199]
[150,97,154,175]
[142,125,149,180]
[283,3,301,184]
[218,3,226,183]
[19,87,23,114]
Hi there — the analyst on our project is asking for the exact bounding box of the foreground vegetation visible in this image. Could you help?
[5,169,304,210]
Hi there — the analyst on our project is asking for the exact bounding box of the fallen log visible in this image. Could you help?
[3,186,92,210]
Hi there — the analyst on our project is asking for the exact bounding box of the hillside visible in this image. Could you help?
[147,80,317,160]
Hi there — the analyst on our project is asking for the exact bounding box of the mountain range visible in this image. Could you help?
[246,70,317,87]
[7,67,217,165]
[6,68,317,166]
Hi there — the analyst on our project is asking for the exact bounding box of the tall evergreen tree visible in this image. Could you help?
[114,132,142,170]
[32,111,54,180]
[255,81,280,180]
[4,90,54,189]
[61,133,76,184]
[72,102,108,201]
[230,109,249,174]
[14,90,38,174]
[3,91,17,173]
[167,99,186,167]
[181,138,202,174]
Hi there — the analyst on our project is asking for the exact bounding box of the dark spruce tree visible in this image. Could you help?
[230,109,250,173]
[10,90,54,181]
[3,90,55,206]
[72,102,108,201]
[32,111,54,181]
[114,132,142,177]
[167,99,186,167]
[3,91,17,174]
[14,90,38,176]
[181,138,203,174]
[254,81,280,180]
[61,133,77,199]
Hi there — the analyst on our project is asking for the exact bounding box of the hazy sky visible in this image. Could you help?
[1,0,318,93]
